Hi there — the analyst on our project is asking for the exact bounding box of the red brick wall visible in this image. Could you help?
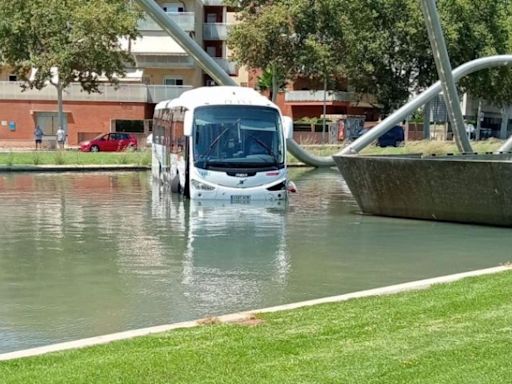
[0,100,150,145]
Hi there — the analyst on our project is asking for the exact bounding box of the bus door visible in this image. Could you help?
[170,107,187,194]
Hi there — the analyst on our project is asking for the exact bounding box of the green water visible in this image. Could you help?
[1,169,511,353]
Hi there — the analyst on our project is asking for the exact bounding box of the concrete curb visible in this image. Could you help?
[0,165,150,173]
[1,265,509,361]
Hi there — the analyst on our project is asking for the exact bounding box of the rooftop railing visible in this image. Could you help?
[138,12,195,32]
[212,58,238,76]
[134,54,194,69]
[203,23,232,41]
[285,90,354,103]
[202,0,226,6]
[0,81,192,103]
[147,84,193,103]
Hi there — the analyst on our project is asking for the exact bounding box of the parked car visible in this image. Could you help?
[377,125,405,147]
[79,133,138,152]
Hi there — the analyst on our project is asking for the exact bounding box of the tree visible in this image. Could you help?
[342,0,512,114]
[291,0,346,139]
[0,0,141,137]
[227,0,346,110]
[229,0,512,117]
[340,0,434,113]
[256,67,287,101]
[442,0,512,108]
[227,1,299,102]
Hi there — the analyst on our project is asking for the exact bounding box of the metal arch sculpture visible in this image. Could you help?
[134,0,512,167]
[340,55,512,155]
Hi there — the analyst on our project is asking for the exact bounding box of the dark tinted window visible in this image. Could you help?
[115,120,144,133]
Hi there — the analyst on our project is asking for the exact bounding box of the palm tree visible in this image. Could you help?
[256,66,287,102]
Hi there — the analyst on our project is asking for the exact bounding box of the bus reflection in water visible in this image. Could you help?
[183,199,290,313]
[149,181,290,314]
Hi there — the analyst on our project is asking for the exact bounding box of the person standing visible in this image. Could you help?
[56,127,66,149]
[34,126,43,150]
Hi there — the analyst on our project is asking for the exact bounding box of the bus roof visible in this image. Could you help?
[155,86,280,112]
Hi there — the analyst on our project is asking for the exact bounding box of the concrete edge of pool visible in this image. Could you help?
[0,164,151,172]
[1,264,510,361]
[0,163,312,173]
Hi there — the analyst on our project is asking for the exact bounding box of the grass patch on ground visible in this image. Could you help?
[2,270,512,383]
[287,139,504,165]
[0,150,151,167]
[0,140,504,167]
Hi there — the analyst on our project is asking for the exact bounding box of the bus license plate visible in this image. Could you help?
[231,195,251,204]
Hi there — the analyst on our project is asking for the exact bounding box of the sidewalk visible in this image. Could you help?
[0,140,79,152]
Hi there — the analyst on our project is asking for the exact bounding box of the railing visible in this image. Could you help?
[135,54,194,69]
[147,85,193,103]
[203,23,232,40]
[0,81,191,103]
[202,0,226,5]
[285,90,354,103]
[138,12,195,32]
[212,58,238,76]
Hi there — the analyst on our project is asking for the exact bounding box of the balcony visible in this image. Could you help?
[285,90,353,103]
[135,54,194,69]
[0,81,192,103]
[212,58,238,76]
[202,0,226,5]
[121,35,186,55]
[138,12,195,32]
[203,23,232,40]
[147,85,193,103]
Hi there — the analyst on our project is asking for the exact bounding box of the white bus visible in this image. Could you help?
[151,86,293,201]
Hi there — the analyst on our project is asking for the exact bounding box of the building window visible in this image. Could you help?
[164,77,184,86]
[206,46,217,57]
[115,120,144,133]
[8,75,17,81]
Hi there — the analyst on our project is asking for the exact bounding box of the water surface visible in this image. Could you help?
[1,169,511,353]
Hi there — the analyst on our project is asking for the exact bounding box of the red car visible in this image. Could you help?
[79,133,138,152]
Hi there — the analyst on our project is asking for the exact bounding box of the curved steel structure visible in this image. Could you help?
[134,0,512,167]
[341,55,512,156]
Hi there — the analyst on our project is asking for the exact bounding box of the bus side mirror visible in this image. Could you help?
[282,116,293,140]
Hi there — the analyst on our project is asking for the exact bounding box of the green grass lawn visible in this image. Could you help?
[2,270,512,383]
[287,139,504,165]
[0,150,151,167]
[0,139,503,168]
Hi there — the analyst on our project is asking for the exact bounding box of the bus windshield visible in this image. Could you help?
[193,105,284,170]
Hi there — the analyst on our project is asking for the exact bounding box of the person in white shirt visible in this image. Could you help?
[56,127,66,149]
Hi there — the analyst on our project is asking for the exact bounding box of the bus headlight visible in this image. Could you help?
[191,179,216,191]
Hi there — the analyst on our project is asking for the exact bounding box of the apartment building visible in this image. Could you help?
[0,0,240,147]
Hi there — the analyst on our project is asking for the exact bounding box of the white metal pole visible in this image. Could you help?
[419,0,472,153]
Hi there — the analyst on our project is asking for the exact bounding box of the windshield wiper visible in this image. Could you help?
[247,134,279,167]
[199,126,231,167]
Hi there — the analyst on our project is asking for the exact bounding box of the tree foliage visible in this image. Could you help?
[0,0,141,91]
[440,0,512,107]
[227,0,512,113]
[227,0,298,101]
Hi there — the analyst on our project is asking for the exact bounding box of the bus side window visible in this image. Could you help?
[152,119,161,145]
[172,107,185,154]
